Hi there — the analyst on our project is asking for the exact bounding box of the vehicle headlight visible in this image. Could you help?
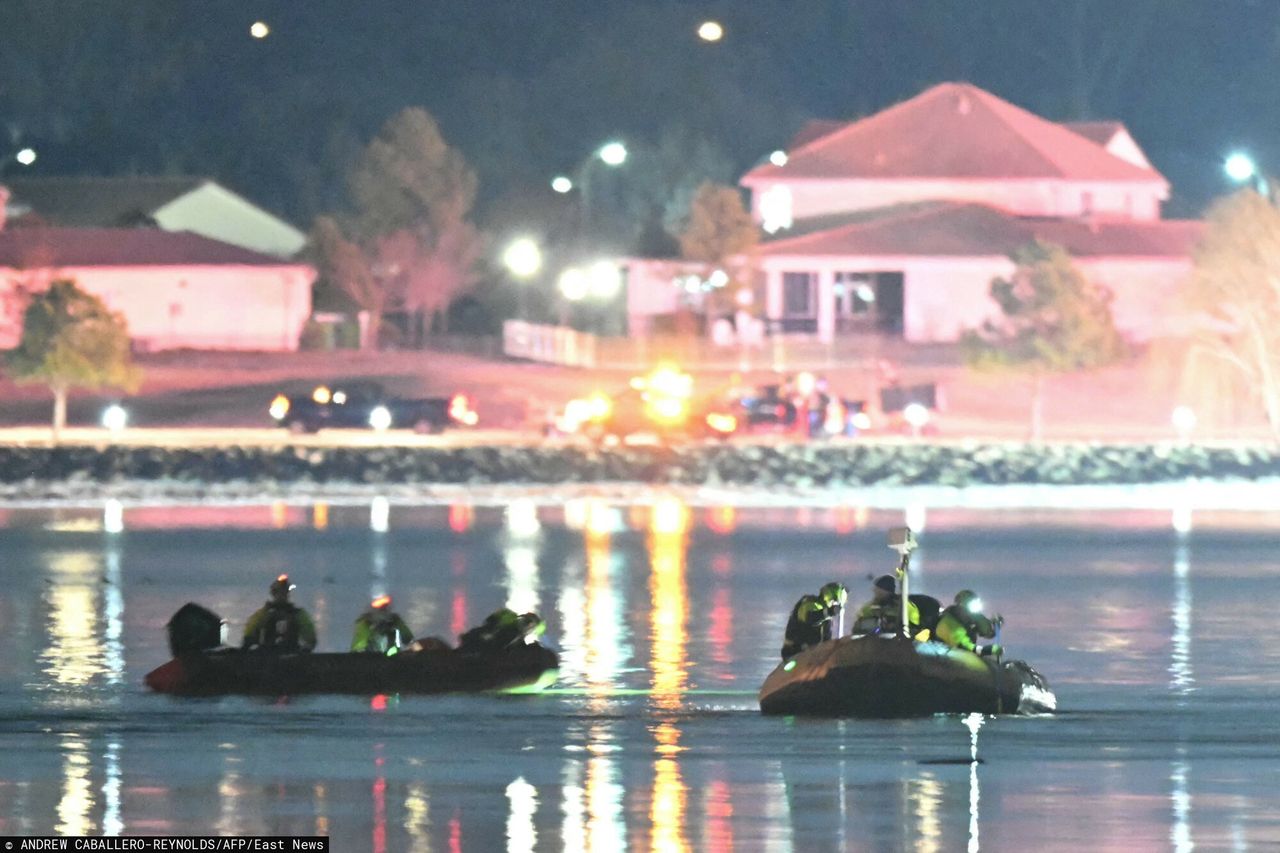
[269,394,290,420]
[648,396,688,424]
[705,412,737,434]
[369,406,393,431]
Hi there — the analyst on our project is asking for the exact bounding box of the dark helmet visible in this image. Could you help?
[873,575,897,594]
[819,582,847,607]
[270,574,295,598]
[955,589,982,611]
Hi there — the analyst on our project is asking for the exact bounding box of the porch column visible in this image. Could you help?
[764,268,783,326]
[816,268,835,343]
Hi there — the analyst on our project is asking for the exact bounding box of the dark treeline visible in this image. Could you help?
[1,0,1275,229]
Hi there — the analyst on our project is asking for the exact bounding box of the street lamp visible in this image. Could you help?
[1,146,37,173]
[1224,150,1269,197]
[697,21,724,42]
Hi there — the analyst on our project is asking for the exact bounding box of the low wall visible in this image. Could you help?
[2,442,1278,492]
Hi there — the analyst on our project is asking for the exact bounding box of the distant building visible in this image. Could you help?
[737,82,1203,344]
[0,227,314,352]
[1,176,307,259]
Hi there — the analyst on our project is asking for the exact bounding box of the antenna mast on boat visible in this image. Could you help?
[887,527,917,637]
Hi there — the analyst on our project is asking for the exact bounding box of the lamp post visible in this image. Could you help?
[550,140,628,246]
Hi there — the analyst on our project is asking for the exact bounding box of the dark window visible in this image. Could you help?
[782,272,814,316]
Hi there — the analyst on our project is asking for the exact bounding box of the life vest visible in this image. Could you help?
[781,595,829,659]
[255,602,302,651]
[357,611,404,653]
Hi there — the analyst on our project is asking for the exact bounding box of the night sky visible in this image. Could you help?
[2,1,1277,230]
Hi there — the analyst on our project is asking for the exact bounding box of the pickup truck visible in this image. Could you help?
[269,381,477,434]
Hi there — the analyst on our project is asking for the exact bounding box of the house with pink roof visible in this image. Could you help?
[726,82,1202,344]
[0,225,315,352]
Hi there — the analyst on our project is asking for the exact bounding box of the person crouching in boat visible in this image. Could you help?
[242,574,317,653]
[935,590,1002,657]
[851,575,921,637]
[351,594,414,655]
[459,608,546,652]
[780,589,832,660]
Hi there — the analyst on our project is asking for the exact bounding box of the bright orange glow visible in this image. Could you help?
[370,694,388,711]
[705,412,737,434]
[449,393,476,423]
[705,505,736,535]
[276,573,289,584]
[795,372,816,396]
[312,502,329,530]
[647,395,688,425]
[651,725,688,851]
[371,594,391,610]
[270,501,288,529]
[649,498,689,710]
[709,586,733,670]
[312,385,331,404]
[269,394,289,420]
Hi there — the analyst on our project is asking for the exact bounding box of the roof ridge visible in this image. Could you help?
[966,88,1162,181]
[766,200,989,249]
[785,81,963,160]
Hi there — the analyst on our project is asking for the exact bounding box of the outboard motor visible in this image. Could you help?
[167,602,226,657]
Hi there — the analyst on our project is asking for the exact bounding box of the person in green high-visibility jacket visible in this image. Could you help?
[935,590,1001,656]
[780,593,831,660]
[852,575,922,637]
[351,594,414,655]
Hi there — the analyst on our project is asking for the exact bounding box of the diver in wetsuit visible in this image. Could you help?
[242,574,317,652]
[935,589,1002,656]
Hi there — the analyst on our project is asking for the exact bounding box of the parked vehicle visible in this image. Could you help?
[269,381,478,434]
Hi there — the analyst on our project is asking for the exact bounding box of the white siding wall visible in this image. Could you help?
[749,178,1166,222]
[0,264,315,351]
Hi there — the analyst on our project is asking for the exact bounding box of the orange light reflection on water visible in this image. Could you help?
[648,497,690,852]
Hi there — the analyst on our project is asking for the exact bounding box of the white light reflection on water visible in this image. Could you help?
[1170,541,1194,694]
[56,733,92,836]
[370,496,390,533]
[102,739,122,836]
[505,776,537,853]
[404,781,429,853]
[42,553,101,689]
[963,713,984,853]
[504,499,542,615]
[103,539,124,689]
[913,773,943,853]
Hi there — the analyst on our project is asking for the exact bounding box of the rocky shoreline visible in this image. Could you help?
[2,441,1278,498]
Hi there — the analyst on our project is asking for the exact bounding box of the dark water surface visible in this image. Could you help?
[2,498,1279,851]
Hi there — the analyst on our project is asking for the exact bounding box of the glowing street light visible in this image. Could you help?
[769,149,788,167]
[15,147,36,166]
[1224,151,1257,183]
[587,261,622,299]
[101,404,128,433]
[250,21,270,39]
[503,238,542,279]
[697,20,724,42]
[598,141,627,167]
[903,402,930,438]
[558,267,590,302]
[551,175,573,193]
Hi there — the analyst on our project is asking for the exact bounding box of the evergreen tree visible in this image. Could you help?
[962,241,1127,441]
[6,280,141,440]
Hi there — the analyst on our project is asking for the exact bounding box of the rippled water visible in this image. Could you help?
[2,498,1279,850]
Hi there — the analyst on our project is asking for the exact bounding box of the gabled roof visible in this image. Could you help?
[3,176,209,227]
[1062,121,1125,147]
[744,83,1166,185]
[0,228,300,268]
[787,119,845,150]
[759,202,1202,259]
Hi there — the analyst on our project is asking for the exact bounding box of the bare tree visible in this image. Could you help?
[1182,190,1280,438]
